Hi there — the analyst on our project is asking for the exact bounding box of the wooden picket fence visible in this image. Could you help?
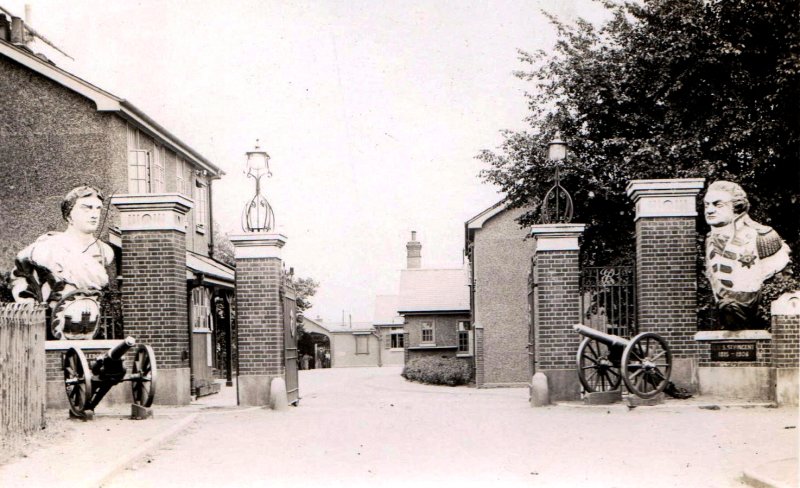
[0,303,47,437]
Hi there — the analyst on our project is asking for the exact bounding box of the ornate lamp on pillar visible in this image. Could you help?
[242,140,275,233]
[529,132,585,405]
[540,134,574,225]
[230,139,292,408]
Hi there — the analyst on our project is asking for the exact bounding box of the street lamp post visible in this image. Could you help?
[241,139,275,232]
[540,133,574,224]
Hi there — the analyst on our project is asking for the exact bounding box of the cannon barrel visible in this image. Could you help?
[573,324,629,349]
[107,336,136,360]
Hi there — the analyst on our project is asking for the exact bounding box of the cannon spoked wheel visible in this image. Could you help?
[621,332,672,399]
[63,347,92,418]
[131,344,157,407]
[577,336,622,392]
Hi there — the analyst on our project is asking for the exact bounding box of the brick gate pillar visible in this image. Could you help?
[230,233,287,406]
[111,194,193,405]
[530,223,585,401]
[626,179,705,390]
[771,292,800,406]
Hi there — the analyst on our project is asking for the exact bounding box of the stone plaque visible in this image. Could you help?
[710,341,757,362]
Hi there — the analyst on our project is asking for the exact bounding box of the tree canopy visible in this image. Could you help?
[294,276,319,313]
[479,0,799,272]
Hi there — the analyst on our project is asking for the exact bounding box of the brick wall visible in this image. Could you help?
[407,348,471,364]
[534,251,581,370]
[772,315,800,368]
[475,327,485,386]
[403,332,410,365]
[120,230,189,370]
[403,313,468,347]
[235,257,285,376]
[635,217,699,358]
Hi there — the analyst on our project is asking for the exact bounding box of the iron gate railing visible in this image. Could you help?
[579,266,637,338]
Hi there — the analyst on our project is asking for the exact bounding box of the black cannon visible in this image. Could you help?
[62,337,157,418]
[573,324,672,399]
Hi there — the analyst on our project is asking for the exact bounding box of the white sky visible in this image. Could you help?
[4,0,607,323]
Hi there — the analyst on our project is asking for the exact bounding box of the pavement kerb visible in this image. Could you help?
[85,405,264,488]
[741,458,798,488]
[86,412,199,488]
[554,400,777,410]
[741,471,785,488]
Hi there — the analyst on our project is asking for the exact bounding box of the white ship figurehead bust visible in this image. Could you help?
[11,186,114,340]
[703,181,791,330]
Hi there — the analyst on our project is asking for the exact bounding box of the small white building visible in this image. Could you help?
[372,295,405,366]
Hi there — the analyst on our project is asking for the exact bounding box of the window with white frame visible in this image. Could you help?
[127,149,150,193]
[355,335,369,354]
[421,321,434,344]
[458,321,473,355]
[127,125,161,194]
[151,145,165,193]
[191,287,212,332]
[195,181,208,233]
[176,158,186,195]
[390,328,404,349]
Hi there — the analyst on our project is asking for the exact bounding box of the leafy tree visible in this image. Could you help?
[212,224,236,267]
[294,276,319,313]
[481,0,798,263]
[292,276,321,362]
[479,0,800,324]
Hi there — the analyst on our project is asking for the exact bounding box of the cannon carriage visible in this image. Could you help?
[63,337,157,418]
[573,324,672,399]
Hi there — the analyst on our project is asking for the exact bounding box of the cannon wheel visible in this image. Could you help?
[621,332,672,399]
[63,347,92,417]
[577,337,622,392]
[131,344,157,407]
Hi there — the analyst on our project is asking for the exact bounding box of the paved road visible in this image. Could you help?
[106,367,797,488]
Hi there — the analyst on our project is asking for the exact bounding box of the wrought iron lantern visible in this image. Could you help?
[540,133,574,224]
[241,139,276,232]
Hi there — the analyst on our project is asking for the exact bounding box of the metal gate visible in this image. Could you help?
[282,286,300,405]
[527,256,538,375]
[579,266,637,338]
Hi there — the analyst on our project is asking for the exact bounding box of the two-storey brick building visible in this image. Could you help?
[0,19,234,404]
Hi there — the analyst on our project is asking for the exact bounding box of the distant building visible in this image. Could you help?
[397,233,472,366]
[303,316,381,368]
[465,201,534,387]
[372,294,405,366]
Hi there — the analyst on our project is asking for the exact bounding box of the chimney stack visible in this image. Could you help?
[9,16,25,46]
[0,15,9,43]
[23,3,36,51]
[406,230,421,269]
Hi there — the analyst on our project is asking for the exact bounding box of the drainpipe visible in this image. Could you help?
[207,178,215,258]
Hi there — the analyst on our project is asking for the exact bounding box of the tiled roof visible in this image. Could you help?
[397,268,470,313]
[372,295,404,325]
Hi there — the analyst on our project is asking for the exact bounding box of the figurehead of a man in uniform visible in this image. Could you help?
[11,186,113,340]
[704,181,791,329]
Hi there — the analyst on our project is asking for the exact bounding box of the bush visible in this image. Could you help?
[402,356,473,386]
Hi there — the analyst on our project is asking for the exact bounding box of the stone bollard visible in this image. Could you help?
[530,372,550,407]
[269,377,289,411]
